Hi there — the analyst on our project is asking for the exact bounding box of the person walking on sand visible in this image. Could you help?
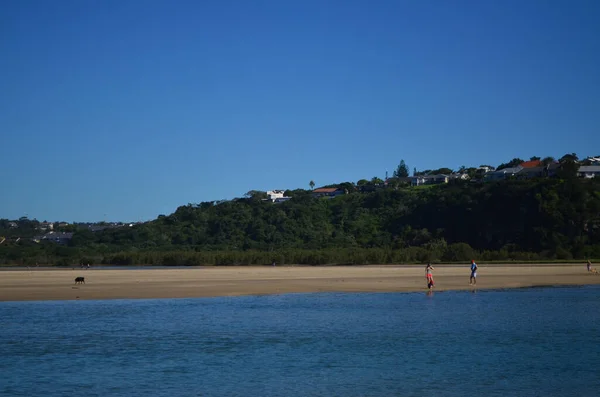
[469,260,478,285]
[426,263,435,289]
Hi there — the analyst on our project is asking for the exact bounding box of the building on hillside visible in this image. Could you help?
[410,176,427,186]
[519,163,561,179]
[520,160,543,168]
[33,231,74,245]
[410,174,450,186]
[273,197,291,203]
[8,222,18,228]
[449,173,470,181]
[477,166,495,173]
[518,166,545,179]
[578,165,600,178]
[266,190,285,200]
[265,190,291,203]
[312,187,345,198]
[36,222,54,232]
[484,166,524,181]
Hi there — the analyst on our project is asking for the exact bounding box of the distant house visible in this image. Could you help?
[33,231,73,245]
[312,187,345,198]
[428,174,450,184]
[520,160,543,168]
[520,167,545,179]
[484,166,523,181]
[36,222,54,232]
[477,166,495,174]
[8,222,18,228]
[265,190,291,203]
[266,190,285,200]
[449,173,470,181]
[410,174,449,186]
[578,165,600,179]
[519,163,561,179]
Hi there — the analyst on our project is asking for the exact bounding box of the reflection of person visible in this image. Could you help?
[426,263,435,289]
[469,260,478,285]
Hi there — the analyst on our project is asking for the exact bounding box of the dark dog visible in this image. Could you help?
[75,276,85,284]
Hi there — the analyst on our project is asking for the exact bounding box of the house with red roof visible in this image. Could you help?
[312,187,346,198]
[519,160,543,168]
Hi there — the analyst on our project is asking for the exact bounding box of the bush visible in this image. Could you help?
[442,243,475,262]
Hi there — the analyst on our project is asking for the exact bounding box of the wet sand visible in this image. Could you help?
[0,264,598,301]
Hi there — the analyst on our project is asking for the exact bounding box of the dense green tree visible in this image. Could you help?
[393,160,409,178]
[542,156,555,166]
[429,168,453,175]
[560,153,579,162]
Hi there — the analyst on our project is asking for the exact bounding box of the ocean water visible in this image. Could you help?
[1,287,599,397]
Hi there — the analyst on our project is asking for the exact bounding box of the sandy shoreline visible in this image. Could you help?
[0,264,599,302]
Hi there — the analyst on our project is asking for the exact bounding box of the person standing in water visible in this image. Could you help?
[469,260,478,285]
[426,263,435,289]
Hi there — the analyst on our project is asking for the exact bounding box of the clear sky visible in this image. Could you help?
[1,0,599,222]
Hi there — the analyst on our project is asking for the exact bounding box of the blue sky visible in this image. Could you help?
[1,0,599,222]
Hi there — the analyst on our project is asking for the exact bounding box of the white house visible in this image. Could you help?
[578,165,600,178]
[266,190,285,200]
[265,190,290,202]
[477,166,495,173]
[410,175,450,186]
[449,173,470,181]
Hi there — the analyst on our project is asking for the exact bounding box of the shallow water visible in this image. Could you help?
[1,286,599,397]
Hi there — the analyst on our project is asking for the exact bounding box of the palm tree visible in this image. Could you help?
[309,180,315,190]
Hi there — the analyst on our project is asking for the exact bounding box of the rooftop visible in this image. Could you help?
[313,188,340,193]
[520,160,542,168]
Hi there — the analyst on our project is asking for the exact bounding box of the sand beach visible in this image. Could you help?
[1,264,599,301]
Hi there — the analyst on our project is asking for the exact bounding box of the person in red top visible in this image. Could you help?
[425,263,435,289]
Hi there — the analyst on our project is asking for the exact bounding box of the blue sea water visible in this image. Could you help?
[1,287,599,397]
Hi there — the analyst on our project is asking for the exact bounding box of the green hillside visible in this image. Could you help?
[2,176,599,266]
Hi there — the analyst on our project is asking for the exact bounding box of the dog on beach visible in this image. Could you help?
[74,277,85,284]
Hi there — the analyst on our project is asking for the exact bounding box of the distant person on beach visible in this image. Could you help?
[588,260,597,274]
[426,263,435,289]
[470,260,478,285]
